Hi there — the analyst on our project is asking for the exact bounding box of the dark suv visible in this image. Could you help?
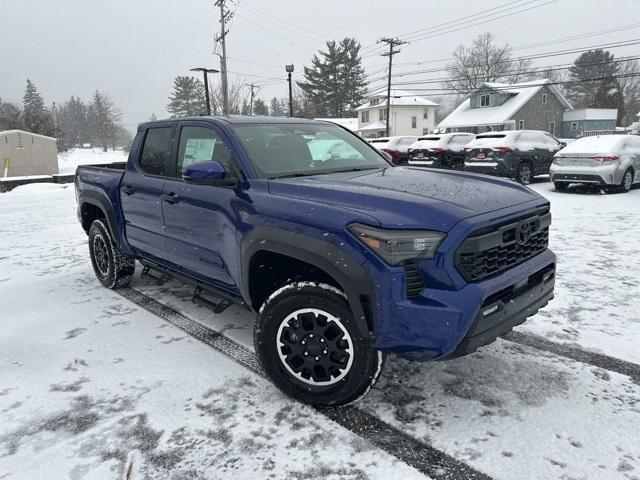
[463,130,565,184]
[408,133,475,170]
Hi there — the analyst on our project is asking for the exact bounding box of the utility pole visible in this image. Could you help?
[215,0,231,114]
[378,37,406,137]
[248,83,260,115]
[286,64,294,117]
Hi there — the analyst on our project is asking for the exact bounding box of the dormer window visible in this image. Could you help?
[480,94,491,107]
[370,98,379,106]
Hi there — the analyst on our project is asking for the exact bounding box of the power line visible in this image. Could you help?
[364,38,640,85]
[233,11,318,51]
[240,2,328,43]
[365,72,640,97]
[361,0,556,59]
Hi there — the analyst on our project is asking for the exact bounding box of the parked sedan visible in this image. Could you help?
[550,135,640,192]
[369,136,418,165]
[463,130,565,184]
[407,133,475,170]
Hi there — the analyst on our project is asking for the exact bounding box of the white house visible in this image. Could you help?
[355,90,438,138]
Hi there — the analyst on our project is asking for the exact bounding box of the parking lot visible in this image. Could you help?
[1,180,639,479]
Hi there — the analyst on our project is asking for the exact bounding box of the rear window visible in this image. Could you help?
[560,135,627,154]
[467,134,511,148]
[370,139,388,144]
[139,127,172,176]
[418,136,441,141]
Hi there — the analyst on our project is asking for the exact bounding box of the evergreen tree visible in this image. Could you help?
[149,113,158,121]
[298,38,368,118]
[58,96,89,147]
[270,97,286,117]
[567,49,625,123]
[253,98,269,116]
[166,76,207,117]
[22,79,55,136]
[241,100,251,115]
[87,91,122,151]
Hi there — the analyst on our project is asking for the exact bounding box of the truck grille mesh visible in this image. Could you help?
[455,210,550,282]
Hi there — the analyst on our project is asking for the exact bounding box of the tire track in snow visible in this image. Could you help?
[503,330,640,385]
[117,287,491,480]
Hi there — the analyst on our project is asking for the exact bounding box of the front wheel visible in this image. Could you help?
[255,283,385,407]
[554,181,568,191]
[88,219,135,289]
[515,162,533,185]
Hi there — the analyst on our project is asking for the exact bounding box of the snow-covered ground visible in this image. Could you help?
[57,148,128,175]
[1,181,639,479]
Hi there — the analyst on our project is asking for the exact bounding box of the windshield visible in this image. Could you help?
[231,123,389,178]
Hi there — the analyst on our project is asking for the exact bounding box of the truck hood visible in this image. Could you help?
[268,167,545,231]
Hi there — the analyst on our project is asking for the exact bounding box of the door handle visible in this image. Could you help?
[122,184,136,195]
[161,192,180,204]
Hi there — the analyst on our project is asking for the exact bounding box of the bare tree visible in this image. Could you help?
[617,59,640,126]
[445,33,532,94]
[211,80,247,115]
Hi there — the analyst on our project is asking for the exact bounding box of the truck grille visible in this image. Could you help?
[455,209,551,282]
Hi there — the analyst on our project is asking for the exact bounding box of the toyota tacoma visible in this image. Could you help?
[75,116,555,407]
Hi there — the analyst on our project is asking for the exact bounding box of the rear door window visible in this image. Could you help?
[139,127,173,176]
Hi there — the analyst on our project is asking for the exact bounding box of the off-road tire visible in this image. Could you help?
[515,162,533,185]
[88,219,135,289]
[619,168,634,193]
[255,282,385,407]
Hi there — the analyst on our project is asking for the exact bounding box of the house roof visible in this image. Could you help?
[355,89,438,111]
[314,117,359,131]
[437,79,572,129]
[358,120,387,131]
[0,129,57,141]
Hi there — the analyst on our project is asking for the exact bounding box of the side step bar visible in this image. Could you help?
[192,286,232,314]
[137,260,249,313]
[141,265,169,285]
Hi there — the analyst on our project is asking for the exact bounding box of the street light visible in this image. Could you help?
[190,67,219,116]
[285,64,294,117]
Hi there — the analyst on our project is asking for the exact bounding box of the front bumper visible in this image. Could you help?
[550,163,622,185]
[371,249,556,361]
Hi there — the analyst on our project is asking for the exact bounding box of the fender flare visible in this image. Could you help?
[79,190,118,239]
[241,226,376,340]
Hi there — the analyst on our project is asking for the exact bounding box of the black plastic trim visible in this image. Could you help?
[242,226,376,339]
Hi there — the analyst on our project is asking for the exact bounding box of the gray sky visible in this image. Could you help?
[1,0,639,131]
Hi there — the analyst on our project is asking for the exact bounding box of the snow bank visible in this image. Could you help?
[5,183,69,194]
[57,148,128,175]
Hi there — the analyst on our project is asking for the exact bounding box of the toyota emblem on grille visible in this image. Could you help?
[515,221,533,245]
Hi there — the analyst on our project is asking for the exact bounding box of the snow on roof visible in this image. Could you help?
[358,120,387,131]
[355,89,438,110]
[314,118,359,132]
[559,135,627,154]
[563,108,618,122]
[438,79,571,129]
[0,129,57,141]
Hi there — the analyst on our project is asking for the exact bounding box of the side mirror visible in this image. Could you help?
[559,142,567,149]
[182,160,236,186]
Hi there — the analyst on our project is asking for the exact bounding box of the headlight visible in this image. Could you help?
[348,223,445,265]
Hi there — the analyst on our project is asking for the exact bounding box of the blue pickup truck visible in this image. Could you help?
[75,116,555,406]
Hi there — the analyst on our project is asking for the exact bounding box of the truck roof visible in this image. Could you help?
[137,115,328,131]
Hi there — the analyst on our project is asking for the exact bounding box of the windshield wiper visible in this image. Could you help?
[270,172,315,179]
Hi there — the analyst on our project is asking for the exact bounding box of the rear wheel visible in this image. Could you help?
[554,181,568,191]
[88,219,135,289]
[255,282,384,407]
[515,162,533,185]
[619,168,634,193]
